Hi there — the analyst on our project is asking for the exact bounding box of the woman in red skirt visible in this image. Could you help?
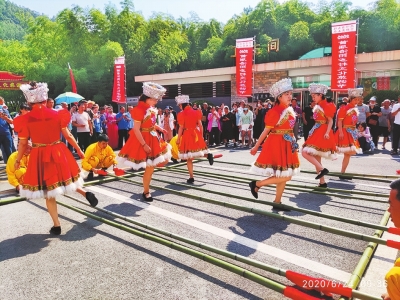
[14,81,99,235]
[175,95,213,183]
[249,78,299,209]
[336,88,363,174]
[118,82,171,202]
[302,83,337,188]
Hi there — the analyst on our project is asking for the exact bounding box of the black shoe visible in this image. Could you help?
[87,171,94,181]
[317,183,328,188]
[338,175,351,180]
[249,180,259,199]
[85,192,98,207]
[272,203,291,211]
[207,153,214,165]
[391,150,398,155]
[315,168,329,180]
[233,143,237,148]
[187,177,194,184]
[225,143,228,148]
[50,226,61,235]
[142,192,153,202]
[171,158,178,164]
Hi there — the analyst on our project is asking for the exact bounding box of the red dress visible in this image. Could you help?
[13,106,83,199]
[177,106,209,159]
[250,104,300,177]
[118,101,171,169]
[302,100,337,159]
[335,103,361,153]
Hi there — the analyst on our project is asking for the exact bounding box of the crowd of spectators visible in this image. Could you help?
[1,94,400,162]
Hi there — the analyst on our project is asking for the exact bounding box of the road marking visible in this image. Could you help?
[88,185,351,281]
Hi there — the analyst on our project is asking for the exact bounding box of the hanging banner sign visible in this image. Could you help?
[236,38,253,97]
[331,20,357,91]
[0,81,29,90]
[112,56,126,103]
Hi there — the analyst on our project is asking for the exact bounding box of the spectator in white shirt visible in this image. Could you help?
[71,100,93,152]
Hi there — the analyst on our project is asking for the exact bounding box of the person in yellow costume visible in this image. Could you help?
[382,178,400,300]
[169,135,180,163]
[82,134,117,180]
[6,141,32,192]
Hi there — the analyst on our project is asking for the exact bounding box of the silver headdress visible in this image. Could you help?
[20,82,49,103]
[308,83,328,95]
[142,82,166,100]
[348,88,363,98]
[175,95,190,105]
[269,78,293,98]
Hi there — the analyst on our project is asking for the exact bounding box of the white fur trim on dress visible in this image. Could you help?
[346,107,359,116]
[19,176,84,200]
[249,164,299,177]
[121,144,172,170]
[178,149,209,160]
[277,107,296,125]
[313,104,324,114]
[337,146,362,154]
[302,146,337,160]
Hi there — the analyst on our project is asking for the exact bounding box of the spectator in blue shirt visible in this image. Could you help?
[100,106,107,135]
[127,105,134,138]
[0,96,14,163]
[116,106,131,149]
[92,104,102,142]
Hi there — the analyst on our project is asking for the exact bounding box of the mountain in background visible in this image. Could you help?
[0,0,41,40]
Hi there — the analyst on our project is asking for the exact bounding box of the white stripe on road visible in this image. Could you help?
[88,185,351,281]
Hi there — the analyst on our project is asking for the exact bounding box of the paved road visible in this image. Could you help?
[0,141,398,300]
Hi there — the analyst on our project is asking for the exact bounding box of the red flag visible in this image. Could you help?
[112,56,126,103]
[235,38,253,97]
[68,63,77,93]
[330,20,357,91]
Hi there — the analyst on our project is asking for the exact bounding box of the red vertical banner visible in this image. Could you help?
[236,38,253,97]
[68,63,77,93]
[330,20,357,91]
[112,56,126,103]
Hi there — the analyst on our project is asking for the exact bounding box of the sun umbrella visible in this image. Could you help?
[55,92,84,104]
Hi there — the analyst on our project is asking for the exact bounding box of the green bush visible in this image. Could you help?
[363,90,399,105]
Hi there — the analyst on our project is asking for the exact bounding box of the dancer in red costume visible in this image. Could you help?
[175,95,214,183]
[118,82,171,202]
[336,88,363,174]
[248,78,299,209]
[302,83,337,188]
[14,81,98,235]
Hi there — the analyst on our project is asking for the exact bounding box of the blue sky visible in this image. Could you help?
[11,0,374,23]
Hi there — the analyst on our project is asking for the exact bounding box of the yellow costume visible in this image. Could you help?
[81,142,117,171]
[6,152,29,187]
[169,135,179,160]
[386,258,400,299]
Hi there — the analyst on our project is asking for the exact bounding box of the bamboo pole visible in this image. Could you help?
[166,167,388,199]
[148,171,388,231]
[201,159,395,182]
[339,211,391,300]
[0,197,26,206]
[55,199,310,298]
[65,194,286,275]
[0,161,189,206]
[64,194,381,300]
[104,172,392,246]
[165,167,388,203]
